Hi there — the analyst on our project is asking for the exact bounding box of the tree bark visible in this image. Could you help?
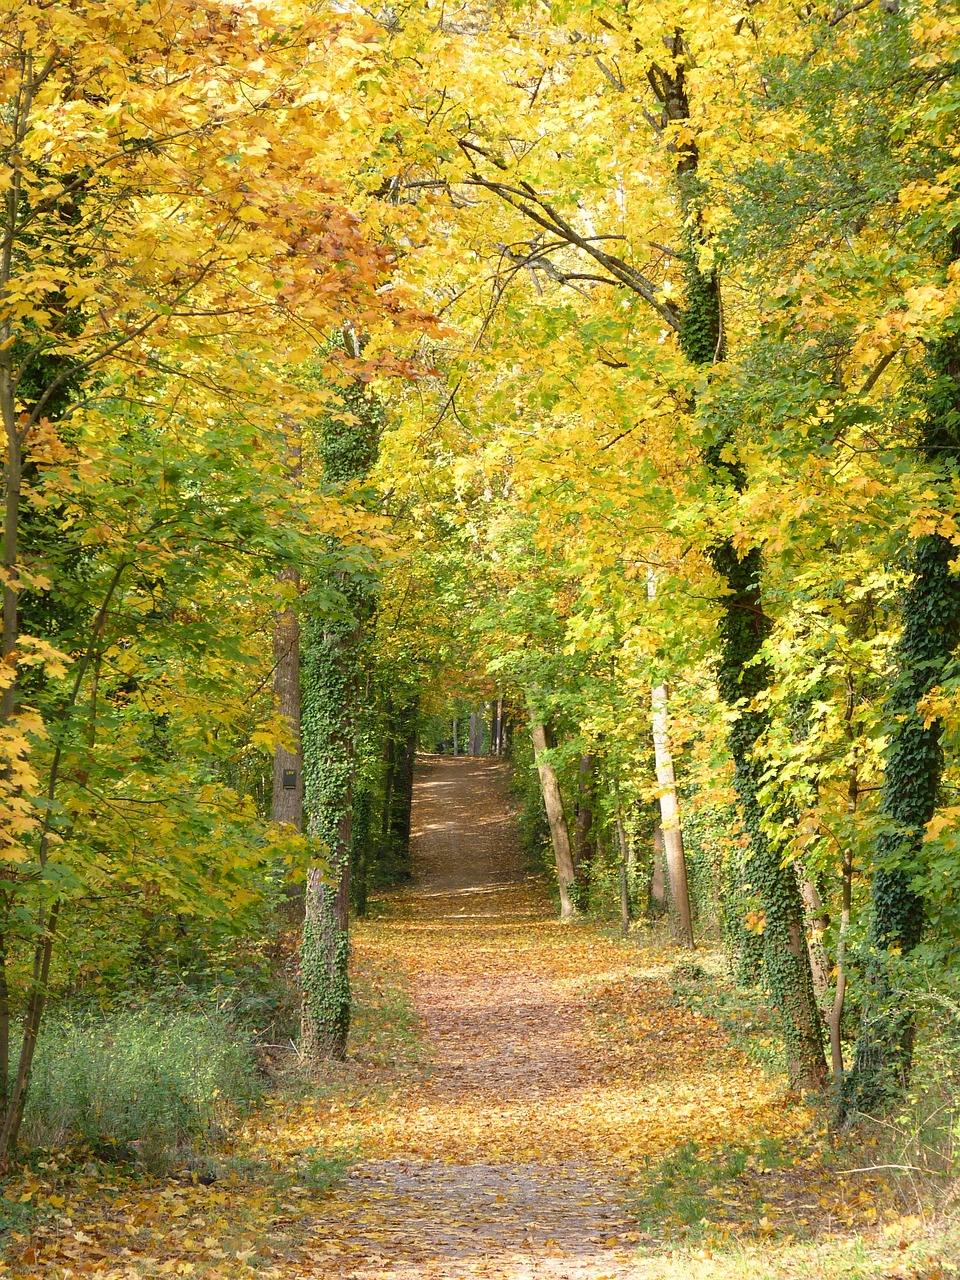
[800,878,831,1001]
[530,721,576,920]
[848,539,960,1107]
[616,815,631,935]
[390,725,417,868]
[301,795,352,1060]
[572,752,597,907]
[299,337,380,1063]
[271,567,303,831]
[829,847,853,1087]
[650,684,694,948]
[380,717,395,844]
[271,423,303,831]
[650,820,667,914]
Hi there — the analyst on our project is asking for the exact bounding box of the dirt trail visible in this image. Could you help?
[299,755,781,1279]
[333,755,646,1279]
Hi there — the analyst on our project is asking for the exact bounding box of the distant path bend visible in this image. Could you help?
[407,753,533,896]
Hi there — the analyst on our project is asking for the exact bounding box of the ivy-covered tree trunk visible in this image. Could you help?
[648,40,827,1089]
[301,612,363,1060]
[389,718,417,876]
[711,543,827,1089]
[271,566,303,832]
[272,424,304,831]
[847,324,960,1111]
[299,335,380,1063]
[351,782,373,920]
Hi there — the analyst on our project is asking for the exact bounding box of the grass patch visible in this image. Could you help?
[348,951,423,1069]
[668,961,784,1074]
[185,1142,357,1193]
[21,1005,260,1172]
[633,1139,793,1244]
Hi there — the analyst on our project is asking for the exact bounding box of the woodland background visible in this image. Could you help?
[0,0,958,1239]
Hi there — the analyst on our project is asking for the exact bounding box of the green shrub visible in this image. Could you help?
[20,1005,259,1170]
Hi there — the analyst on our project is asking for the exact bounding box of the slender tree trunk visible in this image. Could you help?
[650,684,694,948]
[800,878,831,1001]
[352,785,371,920]
[272,422,303,829]
[616,815,631,935]
[572,752,597,908]
[830,847,853,1087]
[390,725,417,873]
[649,820,667,915]
[380,719,395,844]
[1,418,20,729]
[452,718,458,756]
[0,899,59,1163]
[530,721,576,920]
[272,567,303,831]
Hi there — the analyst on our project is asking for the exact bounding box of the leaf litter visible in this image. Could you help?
[1,757,948,1279]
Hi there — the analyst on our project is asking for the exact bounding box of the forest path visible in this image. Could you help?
[10,757,797,1280]
[288,755,785,1279]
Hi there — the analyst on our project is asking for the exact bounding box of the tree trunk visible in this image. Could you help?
[829,848,853,1088]
[572,752,597,908]
[299,336,379,1063]
[390,725,417,871]
[713,544,827,1090]
[650,684,694,948]
[271,422,303,830]
[0,921,8,1120]
[650,820,667,915]
[616,815,631,935]
[351,784,372,919]
[0,899,60,1163]
[380,719,395,845]
[452,718,458,756]
[530,721,576,920]
[848,540,960,1107]
[799,878,831,1001]
[301,801,352,1060]
[300,613,358,1062]
[271,567,303,831]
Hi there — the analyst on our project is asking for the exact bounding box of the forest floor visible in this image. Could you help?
[3,755,958,1279]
